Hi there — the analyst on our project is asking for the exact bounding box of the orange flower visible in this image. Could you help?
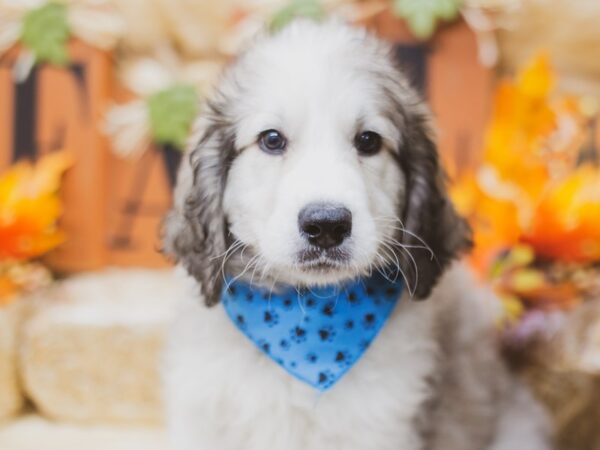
[452,173,521,271]
[525,165,600,263]
[451,54,589,272]
[0,152,72,261]
[451,54,600,320]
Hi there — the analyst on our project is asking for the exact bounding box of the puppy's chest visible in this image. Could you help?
[183,298,438,450]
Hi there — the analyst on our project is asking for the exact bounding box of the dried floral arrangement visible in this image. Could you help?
[0,0,123,81]
[451,55,600,342]
[0,153,71,305]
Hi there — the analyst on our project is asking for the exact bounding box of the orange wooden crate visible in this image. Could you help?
[0,41,173,271]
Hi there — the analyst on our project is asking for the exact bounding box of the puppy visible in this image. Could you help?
[163,19,551,450]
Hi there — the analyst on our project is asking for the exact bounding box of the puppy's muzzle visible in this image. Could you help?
[298,203,352,249]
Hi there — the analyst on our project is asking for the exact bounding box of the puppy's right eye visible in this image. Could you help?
[354,131,382,156]
[258,129,287,154]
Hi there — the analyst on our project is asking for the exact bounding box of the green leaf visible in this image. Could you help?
[392,0,461,39]
[436,0,461,21]
[270,0,325,33]
[21,2,70,65]
[393,0,426,17]
[147,85,198,150]
[409,11,437,39]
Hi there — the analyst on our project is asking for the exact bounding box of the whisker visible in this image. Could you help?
[372,237,416,297]
[224,254,260,292]
[220,241,247,285]
[373,216,437,262]
[211,239,243,261]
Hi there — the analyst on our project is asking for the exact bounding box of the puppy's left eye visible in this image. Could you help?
[354,131,382,156]
[258,129,287,154]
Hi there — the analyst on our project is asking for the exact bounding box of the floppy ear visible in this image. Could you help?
[395,107,473,299]
[163,112,236,306]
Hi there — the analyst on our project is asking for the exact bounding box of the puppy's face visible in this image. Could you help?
[165,21,471,305]
[223,42,404,285]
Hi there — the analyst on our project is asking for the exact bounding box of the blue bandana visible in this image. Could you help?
[221,272,404,391]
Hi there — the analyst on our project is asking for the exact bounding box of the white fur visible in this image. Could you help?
[166,266,435,450]
[164,20,551,450]
[165,265,549,450]
[220,20,404,286]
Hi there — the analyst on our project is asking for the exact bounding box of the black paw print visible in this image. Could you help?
[344,319,354,330]
[263,310,279,327]
[321,302,335,317]
[282,298,294,310]
[362,312,377,329]
[318,325,336,342]
[305,297,317,309]
[366,286,375,296]
[226,286,236,296]
[235,314,246,329]
[245,292,254,302]
[347,291,360,306]
[306,352,318,363]
[290,326,307,343]
[317,370,336,389]
[334,350,352,367]
[279,339,291,350]
[258,339,271,354]
[385,287,398,300]
[359,339,371,350]
[289,361,297,368]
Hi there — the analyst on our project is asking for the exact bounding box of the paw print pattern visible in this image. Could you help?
[235,314,246,329]
[334,350,353,368]
[290,326,307,343]
[385,287,398,300]
[362,312,377,329]
[258,339,271,354]
[359,339,371,350]
[263,310,279,327]
[227,286,237,296]
[317,325,336,342]
[306,352,318,363]
[321,302,335,317]
[317,370,336,389]
[222,271,404,391]
[347,291,360,306]
[282,298,294,310]
[305,297,317,309]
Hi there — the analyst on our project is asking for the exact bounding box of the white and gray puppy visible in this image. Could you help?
[163,19,551,450]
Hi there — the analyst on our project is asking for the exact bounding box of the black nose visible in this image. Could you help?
[298,203,352,249]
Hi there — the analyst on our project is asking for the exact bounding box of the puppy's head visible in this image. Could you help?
[164,20,471,306]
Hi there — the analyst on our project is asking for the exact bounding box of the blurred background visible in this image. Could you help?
[0,0,599,449]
